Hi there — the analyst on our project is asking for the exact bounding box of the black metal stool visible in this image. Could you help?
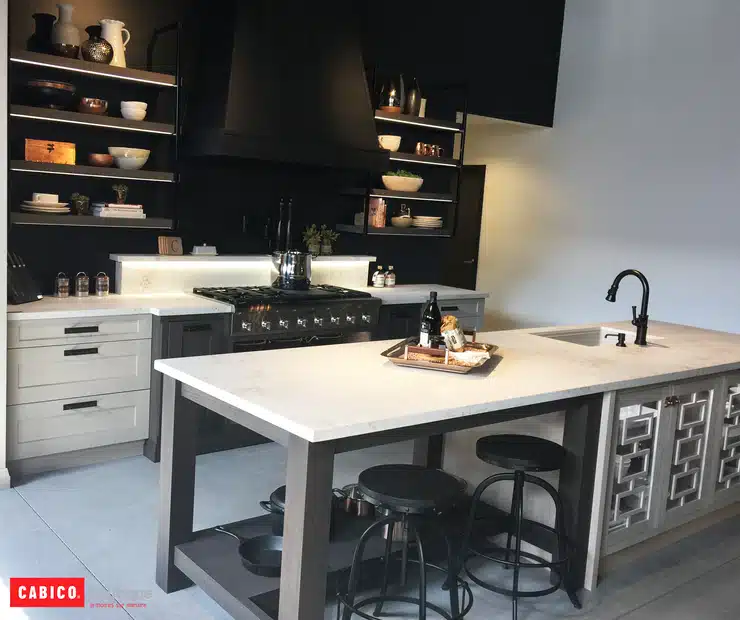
[460,435,581,620]
[338,464,473,620]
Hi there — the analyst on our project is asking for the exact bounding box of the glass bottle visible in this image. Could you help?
[372,265,385,288]
[384,266,396,287]
[419,291,441,347]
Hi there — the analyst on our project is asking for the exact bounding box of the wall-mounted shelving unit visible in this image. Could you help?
[387,152,460,168]
[337,224,453,237]
[374,110,463,132]
[10,105,176,135]
[11,213,174,229]
[10,161,176,183]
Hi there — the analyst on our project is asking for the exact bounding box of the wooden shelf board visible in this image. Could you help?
[11,213,174,229]
[388,152,460,168]
[10,160,176,183]
[10,105,176,135]
[374,110,463,132]
[336,224,364,234]
[10,50,176,87]
[368,226,452,237]
[369,188,455,203]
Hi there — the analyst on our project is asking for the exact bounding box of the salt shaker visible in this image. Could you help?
[95,272,110,296]
[75,272,89,297]
[54,272,70,298]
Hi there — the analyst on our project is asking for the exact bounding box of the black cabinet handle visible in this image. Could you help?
[63,400,98,411]
[441,306,460,312]
[184,324,213,333]
[64,347,99,356]
[64,326,99,334]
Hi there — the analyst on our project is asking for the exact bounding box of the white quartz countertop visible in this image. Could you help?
[109,254,376,263]
[8,294,233,320]
[154,321,740,443]
[362,285,489,305]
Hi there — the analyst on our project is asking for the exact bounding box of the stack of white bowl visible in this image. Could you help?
[412,215,443,229]
[120,101,147,121]
[108,147,150,170]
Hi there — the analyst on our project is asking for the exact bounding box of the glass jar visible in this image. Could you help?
[95,272,110,296]
[54,272,70,298]
[75,272,89,297]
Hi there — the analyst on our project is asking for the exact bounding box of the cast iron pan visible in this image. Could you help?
[214,526,283,577]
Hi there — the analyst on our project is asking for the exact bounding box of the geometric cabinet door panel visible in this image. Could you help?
[707,373,740,510]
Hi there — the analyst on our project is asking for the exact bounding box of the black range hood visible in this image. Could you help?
[182,0,388,172]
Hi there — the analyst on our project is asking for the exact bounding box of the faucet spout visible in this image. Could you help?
[605,269,650,345]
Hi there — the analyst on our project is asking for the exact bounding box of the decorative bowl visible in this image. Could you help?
[26,80,76,110]
[378,135,401,152]
[88,153,114,167]
[381,175,424,192]
[391,216,413,228]
[120,101,148,110]
[108,147,150,159]
[121,107,147,121]
[78,97,108,115]
[113,155,149,170]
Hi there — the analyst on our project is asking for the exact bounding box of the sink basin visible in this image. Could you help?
[532,327,665,348]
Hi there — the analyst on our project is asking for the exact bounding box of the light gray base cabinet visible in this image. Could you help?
[604,372,740,555]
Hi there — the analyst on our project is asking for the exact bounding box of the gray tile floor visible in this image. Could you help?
[0,442,738,619]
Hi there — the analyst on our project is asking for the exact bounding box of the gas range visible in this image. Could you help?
[193,285,380,338]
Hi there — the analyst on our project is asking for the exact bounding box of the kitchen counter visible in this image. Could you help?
[109,254,376,263]
[7,293,233,320]
[360,284,488,305]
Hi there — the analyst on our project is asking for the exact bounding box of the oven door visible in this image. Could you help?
[232,335,307,353]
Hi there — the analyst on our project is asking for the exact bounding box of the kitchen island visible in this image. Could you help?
[154,320,740,620]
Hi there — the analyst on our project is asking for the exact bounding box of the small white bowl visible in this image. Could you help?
[108,147,151,158]
[381,175,424,192]
[113,155,149,170]
[121,107,147,121]
[121,101,147,110]
[378,135,401,152]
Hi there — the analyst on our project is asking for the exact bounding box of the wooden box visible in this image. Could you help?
[24,139,76,165]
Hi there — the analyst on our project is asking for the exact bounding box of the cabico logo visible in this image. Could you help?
[9,578,85,608]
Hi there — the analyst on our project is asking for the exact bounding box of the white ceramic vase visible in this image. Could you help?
[99,19,130,68]
[52,4,80,46]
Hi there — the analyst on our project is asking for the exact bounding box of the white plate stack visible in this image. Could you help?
[412,216,443,229]
[21,192,70,214]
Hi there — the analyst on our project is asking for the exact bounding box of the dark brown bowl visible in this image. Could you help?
[88,153,114,167]
[78,98,108,115]
[51,43,80,59]
[26,80,76,110]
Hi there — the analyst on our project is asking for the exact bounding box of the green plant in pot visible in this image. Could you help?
[112,183,129,204]
[303,224,321,256]
[320,225,339,256]
[69,192,90,215]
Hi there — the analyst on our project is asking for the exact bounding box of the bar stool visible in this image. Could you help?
[337,464,473,620]
[460,435,581,620]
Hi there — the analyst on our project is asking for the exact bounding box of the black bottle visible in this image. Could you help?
[419,291,441,348]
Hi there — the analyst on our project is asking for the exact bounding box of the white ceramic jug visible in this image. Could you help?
[99,19,130,68]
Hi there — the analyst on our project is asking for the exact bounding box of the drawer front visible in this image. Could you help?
[437,298,485,318]
[8,314,152,348]
[8,339,151,405]
[7,390,150,460]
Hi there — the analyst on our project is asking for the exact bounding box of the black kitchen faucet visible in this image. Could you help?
[606,269,650,346]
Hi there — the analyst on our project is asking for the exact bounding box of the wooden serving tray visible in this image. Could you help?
[380,337,498,374]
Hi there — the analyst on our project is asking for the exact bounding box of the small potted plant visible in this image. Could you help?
[303,224,321,256]
[320,225,339,256]
[112,183,129,204]
[69,192,90,215]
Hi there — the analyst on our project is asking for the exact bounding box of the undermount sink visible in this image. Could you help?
[532,327,666,348]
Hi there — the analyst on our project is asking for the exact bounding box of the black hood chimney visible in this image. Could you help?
[181,0,388,171]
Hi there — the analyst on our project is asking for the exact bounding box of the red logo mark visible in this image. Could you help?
[9,578,85,608]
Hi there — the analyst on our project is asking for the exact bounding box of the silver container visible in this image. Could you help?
[95,272,110,296]
[334,484,374,517]
[271,251,312,290]
[75,272,89,297]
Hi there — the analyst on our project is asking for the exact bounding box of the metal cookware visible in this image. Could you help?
[260,485,339,537]
[334,484,374,518]
[271,250,312,290]
[214,527,283,577]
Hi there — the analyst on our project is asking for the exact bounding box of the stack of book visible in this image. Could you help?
[91,203,146,219]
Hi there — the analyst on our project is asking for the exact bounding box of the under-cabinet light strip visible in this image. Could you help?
[374,115,462,132]
[368,193,454,203]
[388,154,460,167]
[10,112,175,135]
[10,166,175,183]
[10,57,177,87]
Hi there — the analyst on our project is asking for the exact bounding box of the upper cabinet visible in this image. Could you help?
[361,1,566,127]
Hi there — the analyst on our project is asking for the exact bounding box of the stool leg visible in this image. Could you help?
[373,528,395,617]
[413,525,427,620]
[504,476,520,569]
[511,470,525,620]
[400,515,409,587]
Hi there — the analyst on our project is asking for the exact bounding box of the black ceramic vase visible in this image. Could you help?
[81,25,113,64]
[404,77,422,116]
[27,13,56,54]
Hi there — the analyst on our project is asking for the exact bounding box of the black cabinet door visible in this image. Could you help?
[375,304,422,340]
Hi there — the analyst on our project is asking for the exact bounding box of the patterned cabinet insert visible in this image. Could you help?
[605,385,669,554]
[707,373,740,509]
[656,378,720,530]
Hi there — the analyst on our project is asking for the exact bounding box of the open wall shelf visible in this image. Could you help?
[10,105,176,135]
[10,161,176,183]
[11,213,174,229]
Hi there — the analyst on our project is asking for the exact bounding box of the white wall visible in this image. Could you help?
[468,0,740,334]
[1,0,9,489]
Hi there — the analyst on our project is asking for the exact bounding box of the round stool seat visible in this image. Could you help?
[476,435,566,472]
[358,464,465,513]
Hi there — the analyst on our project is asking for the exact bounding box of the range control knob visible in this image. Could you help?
[314,317,324,327]
[361,314,372,324]
[330,315,340,325]
[241,321,253,332]
[346,314,356,325]
[279,318,290,329]
[297,317,307,328]
[261,320,272,331]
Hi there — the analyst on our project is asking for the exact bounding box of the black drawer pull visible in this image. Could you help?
[64,326,99,334]
[184,324,213,333]
[63,400,98,411]
[441,306,460,312]
[64,347,99,356]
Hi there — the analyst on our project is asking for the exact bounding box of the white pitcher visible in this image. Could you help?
[99,19,130,68]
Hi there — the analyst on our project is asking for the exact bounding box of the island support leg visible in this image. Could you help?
[279,436,335,620]
[156,376,197,593]
[412,434,445,469]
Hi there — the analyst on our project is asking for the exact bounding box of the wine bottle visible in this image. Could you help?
[419,291,441,348]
